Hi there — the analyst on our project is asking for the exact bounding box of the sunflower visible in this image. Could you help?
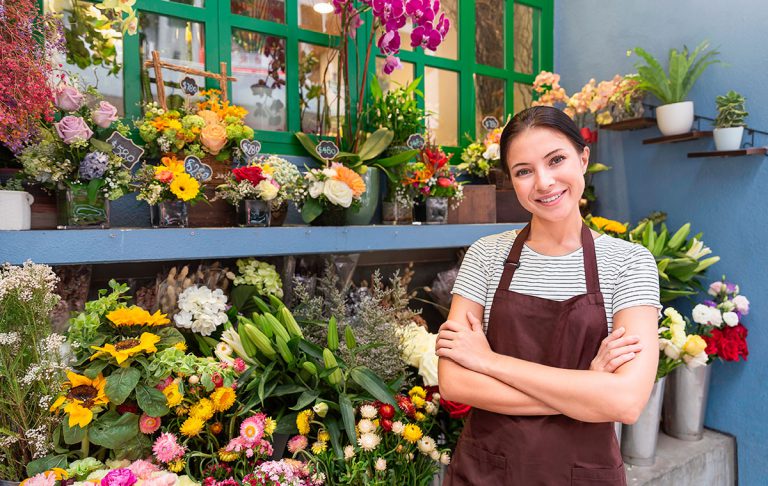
[106,306,170,328]
[210,387,236,413]
[90,332,161,365]
[589,216,628,234]
[332,165,366,197]
[49,371,109,428]
[170,172,200,201]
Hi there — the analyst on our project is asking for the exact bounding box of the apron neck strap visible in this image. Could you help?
[498,223,601,294]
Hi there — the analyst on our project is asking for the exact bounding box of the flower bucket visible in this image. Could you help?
[311,205,347,226]
[238,199,271,227]
[662,364,712,441]
[656,101,694,136]
[270,201,289,227]
[382,200,413,225]
[0,190,34,230]
[56,183,110,229]
[345,167,380,225]
[713,126,744,151]
[151,200,189,228]
[425,197,449,224]
[621,377,666,466]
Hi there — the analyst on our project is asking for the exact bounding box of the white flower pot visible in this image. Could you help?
[0,190,34,230]
[713,126,744,151]
[656,101,694,136]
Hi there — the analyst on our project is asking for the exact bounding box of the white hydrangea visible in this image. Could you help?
[174,285,229,336]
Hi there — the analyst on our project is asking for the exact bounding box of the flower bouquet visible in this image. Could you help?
[692,278,750,362]
[404,144,463,224]
[297,163,366,226]
[249,156,304,226]
[18,80,132,228]
[457,126,503,182]
[133,155,205,227]
[215,165,280,227]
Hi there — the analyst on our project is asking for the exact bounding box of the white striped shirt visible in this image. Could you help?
[451,231,662,333]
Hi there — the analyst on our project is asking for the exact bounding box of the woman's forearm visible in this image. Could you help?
[439,357,560,416]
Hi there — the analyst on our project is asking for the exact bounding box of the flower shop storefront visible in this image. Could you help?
[0,0,759,484]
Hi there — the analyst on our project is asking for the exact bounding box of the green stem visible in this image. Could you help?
[80,430,90,459]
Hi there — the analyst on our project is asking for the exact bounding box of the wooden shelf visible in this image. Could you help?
[643,131,713,145]
[600,118,657,131]
[688,147,768,158]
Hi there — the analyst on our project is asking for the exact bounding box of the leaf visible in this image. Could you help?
[298,340,324,360]
[275,412,299,434]
[294,132,325,162]
[301,197,323,223]
[586,162,611,173]
[62,421,86,445]
[272,384,307,397]
[325,417,344,460]
[258,361,276,404]
[374,149,418,168]
[339,393,356,445]
[113,432,152,461]
[289,390,320,411]
[83,359,110,379]
[155,326,185,349]
[26,454,68,477]
[104,367,141,405]
[86,178,105,205]
[231,285,258,313]
[349,367,397,406]
[135,383,170,417]
[91,138,114,153]
[358,128,394,161]
[89,411,139,449]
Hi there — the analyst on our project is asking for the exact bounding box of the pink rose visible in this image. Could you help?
[55,85,85,111]
[93,101,119,128]
[101,468,137,486]
[55,115,93,144]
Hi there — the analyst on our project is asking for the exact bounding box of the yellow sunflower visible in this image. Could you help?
[90,332,161,365]
[49,371,109,428]
[589,216,628,234]
[106,306,170,327]
[210,387,236,413]
[170,172,200,201]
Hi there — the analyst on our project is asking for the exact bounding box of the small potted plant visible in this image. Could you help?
[405,144,463,225]
[297,162,367,226]
[713,90,748,151]
[630,41,720,136]
[0,177,34,230]
[215,164,280,227]
[133,155,205,227]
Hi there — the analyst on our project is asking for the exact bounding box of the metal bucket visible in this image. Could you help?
[621,377,666,466]
[662,364,712,441]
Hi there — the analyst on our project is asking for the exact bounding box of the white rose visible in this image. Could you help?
[731,295,750,315]
[722,311,739,327]
[309,181,325,198]
[691,304,711,325]
[322,168,337,178]
[708,307,723,328]
[255,179,279,201]
[683,351,709,369]
[419,349,439,387]
[323,179,354,207]
[664,307,684,326]
[482,143,500,161]
[661,340,681,360]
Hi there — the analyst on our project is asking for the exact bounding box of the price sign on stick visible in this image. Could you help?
[406,133,426,150]
[184,155,213,182]
[240,139,262,163]
[180,77,199,96]
[316,140,340,160]
[106,132,144,171]
[482,116,500,130]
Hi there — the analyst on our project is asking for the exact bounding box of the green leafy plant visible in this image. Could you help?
[714,90,748,128]
[368,77,425,146]
[629,41,721,105]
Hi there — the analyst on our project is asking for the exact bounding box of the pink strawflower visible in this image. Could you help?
[153,432,186,463]
[240,413,267,444]
[141,472,178,486]
[287,435,308,453]
[21,472,56,486]
[139,414,162,434]
[128,460,160,480]
[155,376,174,391]
[233,358,246,373]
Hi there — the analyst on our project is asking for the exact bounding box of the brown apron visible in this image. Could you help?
[444,223,626,485]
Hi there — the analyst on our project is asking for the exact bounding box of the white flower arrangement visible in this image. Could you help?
[173,285,229,336]
[397,322,438,386]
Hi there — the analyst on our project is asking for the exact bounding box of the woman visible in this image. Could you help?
[436,106,660,485]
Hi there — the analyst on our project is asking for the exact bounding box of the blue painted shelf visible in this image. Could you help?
[0,224,525,265]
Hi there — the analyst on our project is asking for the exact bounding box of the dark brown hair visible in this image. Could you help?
[499,106,587,178]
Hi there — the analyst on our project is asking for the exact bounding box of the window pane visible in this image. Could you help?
[425,0,458,60]
[375,58,414,92]
[140,13,205,107]
[399,25,413,51]
[475,75,505,135]
[514,82,533,114]
[298,43,344,136]
[514,3,536,74]
[425,67,458,146]
[476,0,504,67]
[298,0,341,35]
[163,0,204,7]
[231,0,286,23]
[45,0,125,114]
[231,30,287,132]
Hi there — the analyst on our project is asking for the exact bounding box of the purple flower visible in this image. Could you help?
[405,0,435,26]
[92,101,119,128]
[55,85,85,112]
[435,12,450,37]
[79,151,110,180]
[410,22,442,51]
[725,281,739,294]
[703,299,717,308]
[377,29,401,54]
[55,115,93,144]
[383,55,402,74]
[101,469,137,486]
[373,0,405,23]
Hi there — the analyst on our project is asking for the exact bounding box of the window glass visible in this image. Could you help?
[425,67,458,146]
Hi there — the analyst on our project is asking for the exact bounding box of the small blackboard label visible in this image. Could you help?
[180,77,199,96]
[184,155,213,182]
[406,133,426,150]
[316,140,340,160]
[106,132,144,170]
[482,116,500,130]
[240,139,262,161]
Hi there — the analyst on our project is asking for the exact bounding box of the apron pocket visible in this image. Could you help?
[449,440,507,483]
[571,464,626,485]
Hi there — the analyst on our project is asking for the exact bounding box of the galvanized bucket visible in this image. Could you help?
[621,376,666,466]
[662,364,712,441]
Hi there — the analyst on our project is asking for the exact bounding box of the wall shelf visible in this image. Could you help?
[643,131,713,145]
[0,223,526,265]
[600,117,657,131]
[688,147,768,158]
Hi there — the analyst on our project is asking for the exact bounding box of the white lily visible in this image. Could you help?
[685,238,712,260]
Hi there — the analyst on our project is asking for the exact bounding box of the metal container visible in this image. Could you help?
[662,364,712,441]
[425,196,449,224]
[621,377,666,466]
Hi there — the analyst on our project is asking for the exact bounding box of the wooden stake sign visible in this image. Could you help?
[144,50,237,110]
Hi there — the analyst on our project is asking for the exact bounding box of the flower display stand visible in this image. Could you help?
[447,184,496,224]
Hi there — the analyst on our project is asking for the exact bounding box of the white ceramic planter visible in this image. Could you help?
[713,126,744,151]
[656,101,694,136]
[0,190,34,230]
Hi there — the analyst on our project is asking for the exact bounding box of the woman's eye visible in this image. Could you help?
[515,168,531,177]
[550,155,565,165]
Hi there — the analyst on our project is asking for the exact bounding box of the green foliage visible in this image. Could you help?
[630,41,720,104]
[63,1,121,76]
[368,77,426,145]
[714,90,748,128]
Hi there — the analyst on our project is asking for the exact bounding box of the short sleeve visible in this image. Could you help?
[612,244,662,316]
[451,238,489,306]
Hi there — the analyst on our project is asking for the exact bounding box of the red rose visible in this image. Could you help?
[439,398,472,419]
[232,166,265,185]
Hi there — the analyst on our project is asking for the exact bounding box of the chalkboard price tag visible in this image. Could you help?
[180,77,199,96]
[184,155,213,182]
[482,116,500,130]
[240,139,262,162]
[406,133,426,150]
[315,140,340,160]
[106,132,144,171]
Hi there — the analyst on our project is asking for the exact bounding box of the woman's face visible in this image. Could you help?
[505,126,589,223]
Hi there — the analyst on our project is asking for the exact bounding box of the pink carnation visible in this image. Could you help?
[153,432,186,463]
[139,414,161,434]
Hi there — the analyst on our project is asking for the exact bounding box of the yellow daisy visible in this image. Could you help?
[167,458,186,473]
[90,332,161,365]
[180,416,205,437]
[264,417,277,436]
[163,382,183,408]
[210,387,236,413]
[318,429,330,442]
[170,172,200,201]
[311,441,328,454]
[296,409,314,435]
[402,424,423,444]
[189,398,215,421]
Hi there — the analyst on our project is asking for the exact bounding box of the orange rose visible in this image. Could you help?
[197,110,221,126]
[200,123,228,155]
[154,169,175,183]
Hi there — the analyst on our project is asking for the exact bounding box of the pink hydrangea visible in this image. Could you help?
[152,432,186,463]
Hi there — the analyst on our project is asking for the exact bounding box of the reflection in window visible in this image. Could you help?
[231,30,287,131]
[231,0,285,23]
[475,0,504,67]
[514,4,536,74]
[514,83,533,115]
[475,75,505,135]
[425,0,458,60]
[425,67,458,146]
[375,58,414,92]
[298,0,341,35]
[139,13,206,107]
[299,43,344,136]
[163,0,204,7]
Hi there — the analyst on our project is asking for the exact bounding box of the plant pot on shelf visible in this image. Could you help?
[345,167,380,225]
[621,377,666,466]
[662,364,712,441]
[424,196,449,224]
[311,205,347,226]
[56,183,110,229]
[237,199,271,227]
[151,200,189,228]
[270,201,289,227]
[382,199,413,225]
[448,184,496,224]
[0,190,34,230]
[655,101,694,136]
[713,126,744,151]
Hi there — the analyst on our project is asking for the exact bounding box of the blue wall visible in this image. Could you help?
[555,1,768,484]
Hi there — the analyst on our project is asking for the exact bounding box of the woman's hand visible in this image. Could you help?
[436,311,494,373]
[590,327,643,373]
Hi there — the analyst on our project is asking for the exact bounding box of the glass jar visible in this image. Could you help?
[151,200,189,228]
[56,183,110,229]
[425,196,449,224]
[382,200,414,225]
[238,199,271,227]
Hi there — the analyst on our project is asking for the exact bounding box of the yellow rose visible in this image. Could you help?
[197,109,221,126]
[200,123,228,155]
[683,335,707,356]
